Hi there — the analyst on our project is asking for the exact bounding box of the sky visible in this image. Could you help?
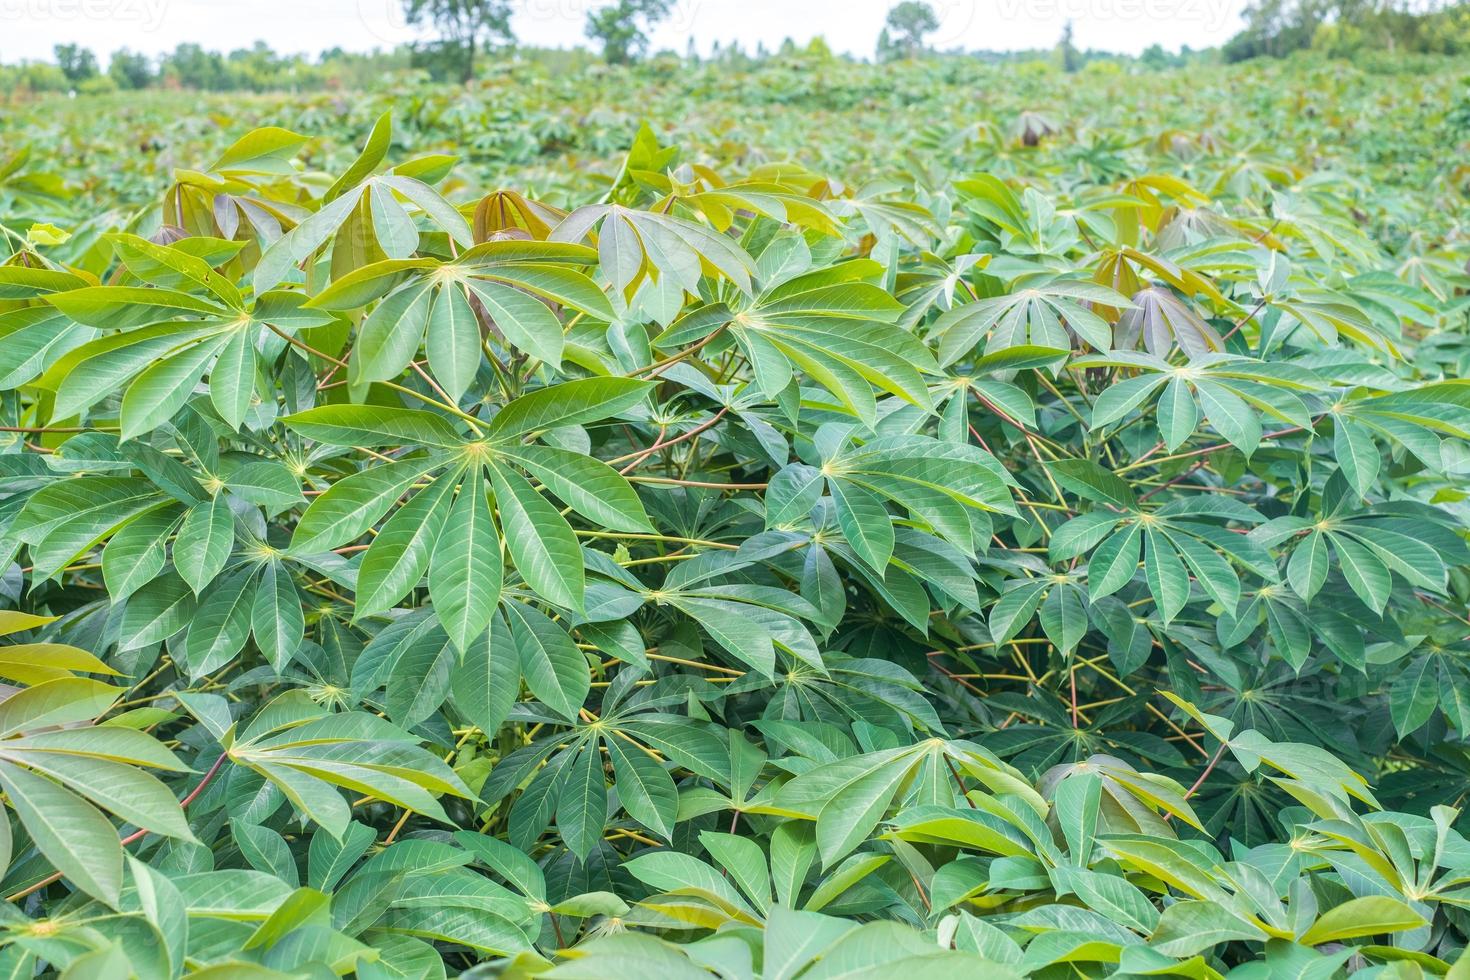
[0,0,1251,63]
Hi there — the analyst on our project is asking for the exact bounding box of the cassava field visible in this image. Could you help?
[2,50,1470,978]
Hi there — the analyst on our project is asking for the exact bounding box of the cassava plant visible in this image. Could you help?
[0,75,1469,979]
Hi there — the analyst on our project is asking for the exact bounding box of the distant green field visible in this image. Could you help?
[5,53,1467,214]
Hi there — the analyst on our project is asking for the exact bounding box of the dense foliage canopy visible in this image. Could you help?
[1,52,1469,978]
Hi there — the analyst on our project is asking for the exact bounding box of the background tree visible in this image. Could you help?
[159,43,228,89]
[1214,0,1468,59]
[107,49,153,89]
[585,0,673,64]
[402,0,515,82]
[883,1,940,58]
[1058,19,1082,72]
[52,44,97,84]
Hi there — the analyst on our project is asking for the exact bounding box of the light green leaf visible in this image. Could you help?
[174,494,234,594]
[490,463,584,611]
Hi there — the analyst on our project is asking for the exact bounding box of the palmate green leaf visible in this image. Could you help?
[369,181,420,259]
[1089,372,1167,429]
[1167,528,1240,609]
[885,806,1032,857]
[454,830,546,901]
[324,111,391,201]
[0,759,122,907]
[1038,582,1088,655]
[219,459,305,512]
[1157,376,1200,450]
[174,494,234,594]
[669,596,777,677]
[120,338,228,440]
[252,185,369,294]
[101,506,177,601]
[933,278,1125,363]
[1195,379,1262,455]
[553,204,755,298]
[1298,896,1426,945]
[351,281,435,387]
[243,883,331,948]
[605,733,678,841]
[37,321,216,420]
[449,612,519,737]
[127,855,188,977]
[490,463,584,611]
[452,242,611,329]
[621,849,755,916]
[1049,458,1136,511]
[233,709,471,836]
[284,405,465,448]
[46,285,231,330]
[0,307,88,390]
[212,125,309,176]
[234,821,301,884]
[1054,866,1160,934]
[385,637,458,729]
[1144,529,1191,625]
[182,568,257,678]
[16,476,164,581]
[1389,655,1439,738]
[378,174,473,248]
[1287,529,1328,602]
[699,830,771,913]
[766,463,826,528]
[500,445,651,532]
[464,278,564,367]
[726,275,937,423]
[380,906,532,958]
[291,456,444,555]
[504,602,589,721]
[429,467,503,651]
[829,478,894,573]
[557,739,607,862]
[424,281,482,402]
[8,726,187,771]
[485,377,654,440]
[1150,900,1267,957]
[353,469,458,620]
[989,580,1047,646]
[1333,419,1380,497]
[211,329,259,431]
[306,257,439,310]
[4,749,193,840]
[813,760,913,869]
[1086,521,1140,599]
[1331,532,1391,614]
[0,646,113,690]
[108,233,243,309]
[771,745,948,869]
[0,677,119,737]
[252,560,304,672]
[119,573,196,650]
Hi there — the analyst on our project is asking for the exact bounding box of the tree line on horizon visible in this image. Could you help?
[3,0,1466,96]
